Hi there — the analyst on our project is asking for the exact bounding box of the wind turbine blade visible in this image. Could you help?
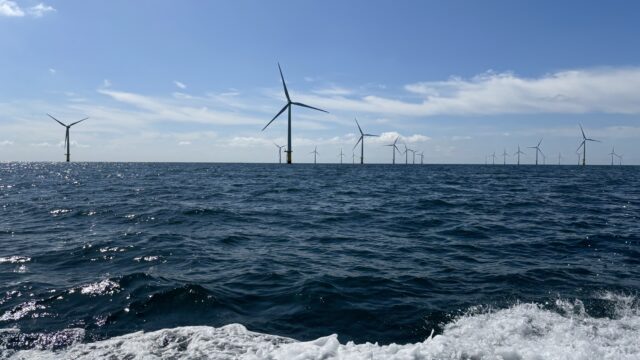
[353,136,362,150]
[262,104,288,131]
[537,138,543,147]
[364,134,378,137]
[69,117,89,127]
[277,63,290,102]
[577,141,585,152]
[291,102,328,113]
[354,118,363,135]
[579,124,586,139]
[47,113,67,127]
[393,136,399,145]
[586,138,601,142]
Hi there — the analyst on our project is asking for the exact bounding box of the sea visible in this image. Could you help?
[0,162,639,359]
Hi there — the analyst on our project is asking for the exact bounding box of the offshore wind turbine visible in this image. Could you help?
[608,147,618,166]
[417,151,424,165]
[403,144,412,164]
[514,145,525,165]
[274,143,285,164]
[411,149,417,164]
[577,124,600,166]
[542,153,547,165]
[48,113,89,162]
[339,148,344,164]
[558,152,562,165]
[491,152,496,165]
[384,136,400,164]
[616,153,623,165]
[502,149,508,165]
[576,151,581,166]
[310,146,319,164]
[528,138,543,165]
[262,63,328,164]
[352,152,356,164]
[353,119,377,164]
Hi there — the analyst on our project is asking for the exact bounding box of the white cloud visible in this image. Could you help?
[0,1,55,17]
[48,68,56,75]
[0,140,14,146]
[174,81,186,89]
[31,142,52,147]
[102,79,112,88]
[98,89,263,126]
[178,141,191,146]
[28,3,55,17]
[294,67,640,117]
[0,0,24,16]
[451,135,472,141]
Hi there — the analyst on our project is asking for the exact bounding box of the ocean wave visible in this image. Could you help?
[4,294,639,359]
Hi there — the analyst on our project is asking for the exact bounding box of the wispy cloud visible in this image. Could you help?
[0,1,55,17]
[48,68,56,75]
[0,140,14,146]
[174,81,187,89]
[98,89,263,126]
[28,3,55,17]
[293,67,640,117]
[178,141,191,146]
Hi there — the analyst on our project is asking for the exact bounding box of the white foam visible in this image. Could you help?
[78,279,120,296]
[5,294,640,359]
[0,257,30,264]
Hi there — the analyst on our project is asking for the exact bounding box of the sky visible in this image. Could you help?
[1,0,640,164]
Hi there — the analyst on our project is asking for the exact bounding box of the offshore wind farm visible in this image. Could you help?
[2,1,640,359]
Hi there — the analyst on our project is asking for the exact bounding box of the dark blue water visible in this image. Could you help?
[1,163,639,355]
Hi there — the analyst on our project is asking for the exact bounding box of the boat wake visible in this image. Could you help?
[2,292,639,359]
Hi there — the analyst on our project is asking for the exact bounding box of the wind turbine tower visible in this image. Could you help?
[528,138,544,165]
[48,114,89,162]
[262,63,328,164]
[514,145,525,165]
[384,136,400,164]
[274,143,285,164]
[353,118,378,164]
[502,149,508,165]
[310,146,319,164]
[608,147,618,166]
[577,124,600,166]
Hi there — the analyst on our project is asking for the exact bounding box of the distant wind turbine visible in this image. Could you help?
[417,151,424,165]
[514,145,525,165]
[274,143,285,164]
[528,138,544,165]
[576,151,581,166]
[491,152,496,165]
[353,118,378,164]
[577,124,600,166]
[339,148,345,164]
[608,147,618,166]
[310,146,319,164]
[558,152,562,165]
[411,149,417,164]
[403,144,412,165]
[542,153,547,165]
[502,149,508,165]
[384,136,400,164]
[262,63,328,164]
[616,153,623,166]
[352,152,356,164]
[48,113,89,162]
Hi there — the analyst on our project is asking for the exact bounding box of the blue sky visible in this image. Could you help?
[1,0,639,164]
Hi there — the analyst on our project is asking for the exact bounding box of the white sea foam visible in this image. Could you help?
[78,279,120,296]
[0,256,30,264]
[4,294,640,359]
